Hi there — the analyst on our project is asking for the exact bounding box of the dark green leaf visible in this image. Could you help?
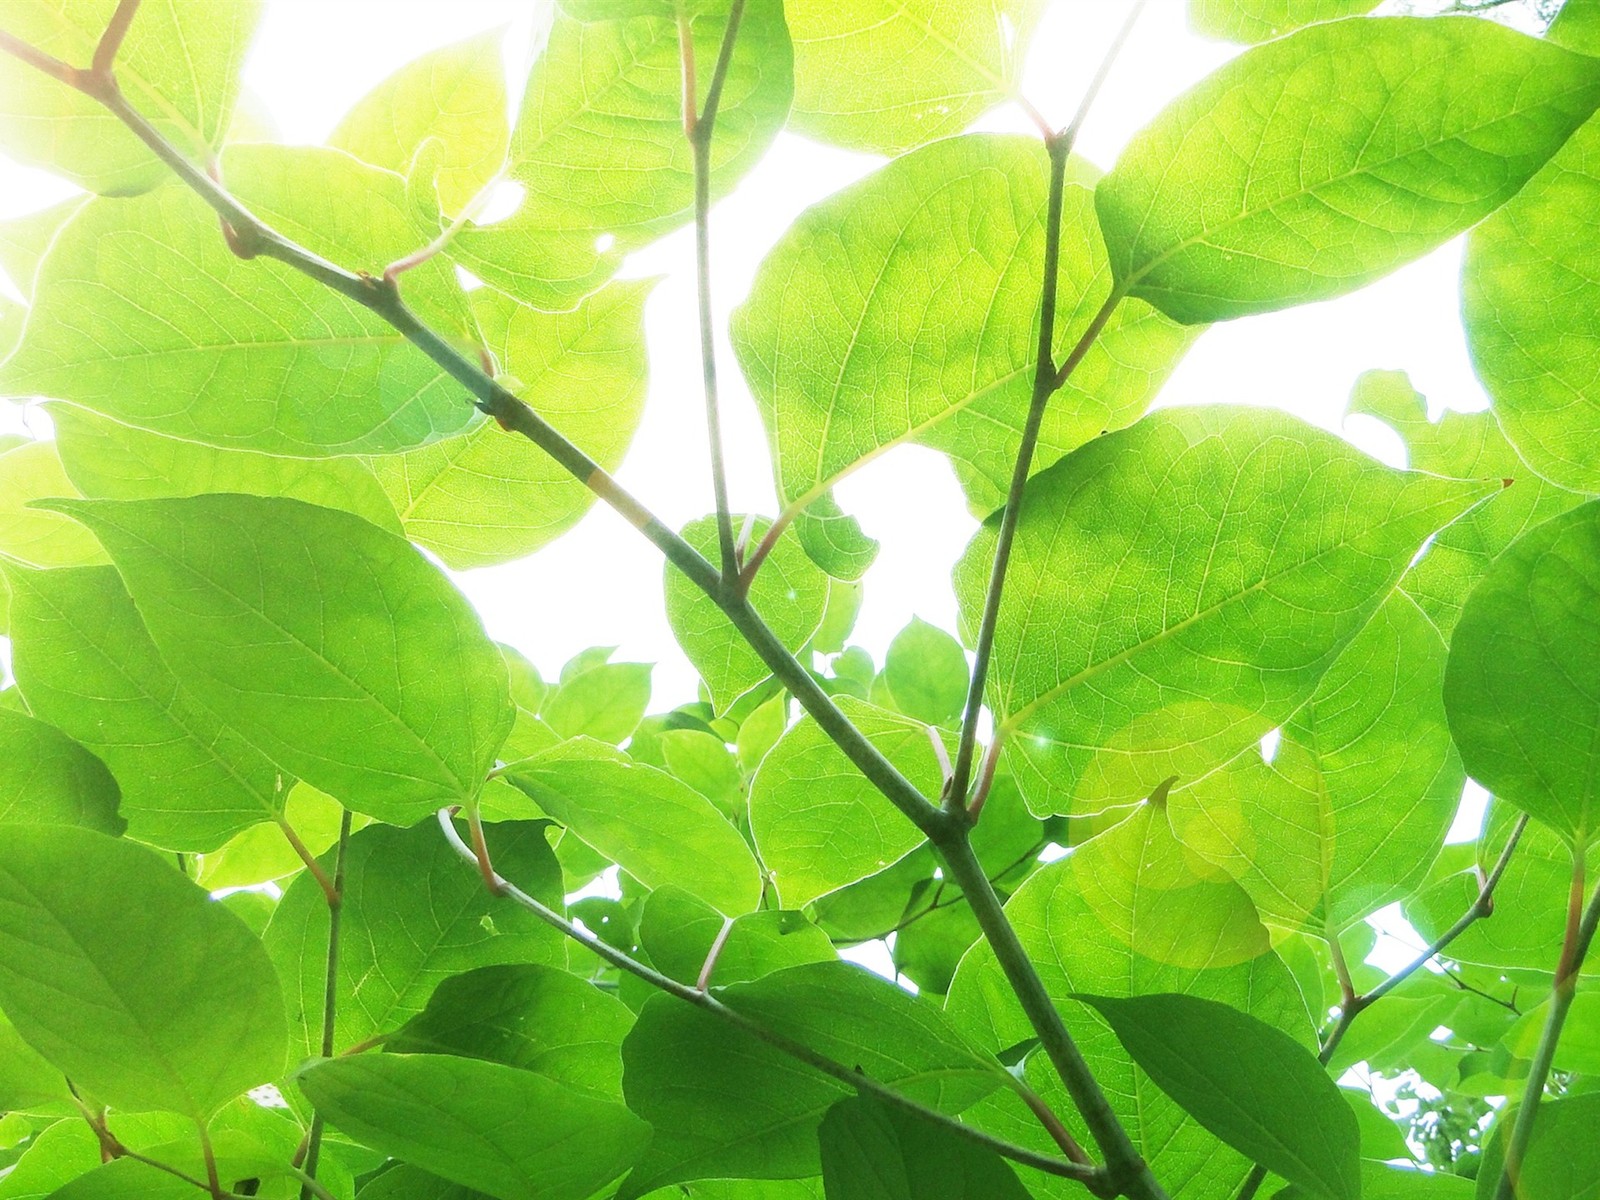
[637,885,835,988]
[1077,993,1359,1200]
[388,963,632,1099]
[818,1095,1031,1200]
[0,826,285,1118]
[299,1053,649,1200]
[264,819,565,1064]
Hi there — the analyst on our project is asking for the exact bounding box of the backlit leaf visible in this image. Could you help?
[818,1095,1032,1200]
[0,826,285,1118]
[57,493,513,824]
[1098,18,1600,323]
[0,706,122,833]
[1187,0,1376,43]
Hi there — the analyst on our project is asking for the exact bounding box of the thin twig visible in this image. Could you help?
[695,916,736,991]
[92,0,140,77]
[684,0,749,580]
[299,808,352,1200]
[276,815,336,905]
[1060,0,1150,147]
[435,811,1109,1192]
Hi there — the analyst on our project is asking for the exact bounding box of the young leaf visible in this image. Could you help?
[368,281,652,569]
[1077,993,1359,1200]
[782,0,1041,155]
[50,402,403,534]
[1097,18,1600,323]
[387,963,632,1099]
[0,178,473,457]
[818,1094,1032,1200]
[505,739,762,915]
[749,697,948,908]
[1168,593,1464,936]
[0,826,286,1119]
[1444,500,1600,846]
[1464,110,1600,493]
[264,820,565,1064]
[1187,0,1376,43]
[618,961,1008,1196]
[883,618,969,727]
[298,1053,649,1200]
[7,564,283,852]
[451,0,791,309]
[0,0,260,194]
[329,30,509,215]
[732,134,1196,554]
[665,514,828,711]
[1346,370,1590,636]
[540,653,652,743]
[0,707,122,834]
[55,494,513,825]
[955,406,1497,818]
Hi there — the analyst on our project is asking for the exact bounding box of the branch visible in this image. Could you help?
[0,24,949,844]
[683,0,750,580]
[1492,855,1600,1200]
[299,808,352,1200]
[937,836,1167,1199]
[436,811,1109,1193]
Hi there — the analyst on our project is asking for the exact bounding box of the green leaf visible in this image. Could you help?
[299,1053,649,1200]
[263,819,565,1063]
[0,1011,73,1116]
[1405,802,1600,977]
[750,697,947,908]
[665,515,828,711]
[1279,1161,1473,1200]
[7,563,283,852]
[0,441,107,568]
[794,495,878,582]
[506,739,762,915]
[1551,0,1600,56]
[818,1094,1031,1200]
[57,494,513,824]
[660,729,745,820]
[388,963,631,1098]
[541,653,652,743]
[1079,993,1358,1200]
[0,706,122,834]
[618,961,1007,1196]
[946,804,1311,1196]
[637,885,836,989]
[368,280,652,569]
[733,135,1197,550]
[0,826,286,1118]
[0,1,260,194]
[1475,1093,1600,1200]
[783,0,1042,155]
[1097,18,1600,323]
[1168,593,1463,936]
[1444,500,1600,845]
[0,1121,103,1200]
[330,30,509,215]
[196,783,351,890]
[883,618,969,727]
[956,406,1496,818]
[50,402,402,534]
[452,0,791,308]
[1187,0,1376,43]
[1346,369,1591,636]
[1464,109,1600,492]
[1,177,474,457]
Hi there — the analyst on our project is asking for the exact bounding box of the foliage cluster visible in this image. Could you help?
[0,2,1599,1200]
